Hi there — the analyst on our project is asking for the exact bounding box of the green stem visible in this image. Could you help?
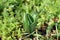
[55,23,58,40]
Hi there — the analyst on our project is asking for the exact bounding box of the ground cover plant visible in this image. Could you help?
[0,0,60,40]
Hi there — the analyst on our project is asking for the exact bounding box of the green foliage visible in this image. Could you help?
[23,13,37,33]
[0,0,60,40]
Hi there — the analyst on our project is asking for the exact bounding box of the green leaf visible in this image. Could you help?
[23,13,37,33]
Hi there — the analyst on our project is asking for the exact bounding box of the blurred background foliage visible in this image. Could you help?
[0,0,60,40]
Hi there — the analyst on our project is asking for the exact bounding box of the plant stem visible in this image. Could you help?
[56,23,58,40]
[36,29,39,40]
[22,31,35,39]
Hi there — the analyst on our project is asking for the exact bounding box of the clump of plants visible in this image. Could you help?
[0,0,60,40]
